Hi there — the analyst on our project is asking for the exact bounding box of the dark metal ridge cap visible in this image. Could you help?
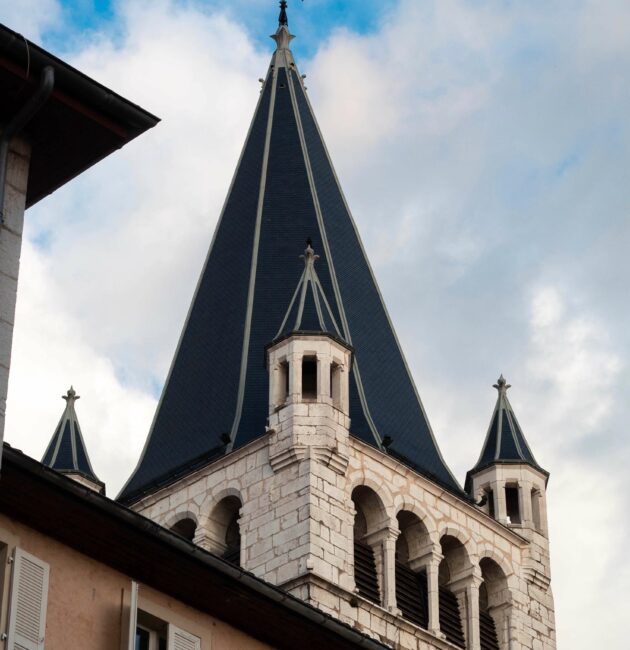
[121,423,467,509]
[117,443,228,506]
[0,23,159,132]
[1,444,389,650]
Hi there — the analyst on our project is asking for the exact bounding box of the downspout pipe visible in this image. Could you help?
[0,65,55,225]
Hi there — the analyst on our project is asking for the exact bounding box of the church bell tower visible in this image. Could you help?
[119,4,556,649]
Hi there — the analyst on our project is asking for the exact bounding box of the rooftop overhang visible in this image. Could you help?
[0,23,160,207]
[0,444,387,650]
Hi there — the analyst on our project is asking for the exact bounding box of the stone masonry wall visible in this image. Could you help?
[134,431,556,650]
[0,135,30,456]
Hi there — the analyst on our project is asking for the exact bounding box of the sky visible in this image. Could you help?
[1,1,629,647]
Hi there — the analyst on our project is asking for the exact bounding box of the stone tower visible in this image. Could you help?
[118,4,556,649]
[466,376,554,648]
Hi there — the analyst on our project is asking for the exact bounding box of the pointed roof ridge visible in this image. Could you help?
[42,386,102,485]
[273,241,347,344]
[468,375,546,481]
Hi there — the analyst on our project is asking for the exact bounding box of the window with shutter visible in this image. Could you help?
[167,624,201,650]
[6,548,50,650]
[353,540,380,604]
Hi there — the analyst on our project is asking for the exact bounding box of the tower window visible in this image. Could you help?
[505,485,521,524]
[302,356,317,399]
[280,360,289,404]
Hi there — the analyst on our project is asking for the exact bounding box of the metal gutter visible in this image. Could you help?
[0,23,158,132]
[0,65,54,225]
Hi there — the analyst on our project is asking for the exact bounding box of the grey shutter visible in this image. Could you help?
[6,548,50,650]
[167,624,201,650]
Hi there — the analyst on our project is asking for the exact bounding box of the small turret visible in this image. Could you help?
[266,242,352,473]
[466,376,548,534]
[42,387,105,494]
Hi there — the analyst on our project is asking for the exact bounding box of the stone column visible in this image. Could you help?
[492,480,507,524]
[490,602,512,650]
[289,352,302,402]
[339,365,349,414]
[409,546,442,636]
[317,354,331,402]
[519,480,533,527]
[450,570,482,650]
[0,135,30,460]
[365,525,399,613]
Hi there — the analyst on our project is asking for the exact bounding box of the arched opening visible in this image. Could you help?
[438,535,468,648]
[301,356,317,399]
[170,517,196,542]
[395,511,429,628]
[209,496,242,566]
[480,557,510,650]
[352,486,385,605]
[505,484,520,524]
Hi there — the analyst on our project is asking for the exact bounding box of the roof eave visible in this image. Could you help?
[0,22,160,207]
[0,444,388,650]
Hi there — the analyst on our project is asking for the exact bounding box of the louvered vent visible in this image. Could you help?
[168,624,201,650]
[438,586,465,648]
[480,610,500,650]
[7,548,50,650]
[395,562,428,628]
[354,540,380,604]
[222,546,240,566]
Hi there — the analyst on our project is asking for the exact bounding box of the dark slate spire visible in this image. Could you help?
[42,387,103,489]
[466,376,546,491]
[274,242,345,343]
[119,11,460,502]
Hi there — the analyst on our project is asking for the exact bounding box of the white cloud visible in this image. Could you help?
[7,0,268,495]
[0,0,61,42]
[5,240,156,495]
[4,1,630,646]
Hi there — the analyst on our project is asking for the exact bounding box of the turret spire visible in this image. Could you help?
[42,387,104,493]
[272,0,295,51]
[465,375,546,492]
[274,242,345,343]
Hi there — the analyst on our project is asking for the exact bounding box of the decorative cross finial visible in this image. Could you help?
[493,374,511,394]
[279,1,288,26]
[62,386,80,403]
[301,239,319,266]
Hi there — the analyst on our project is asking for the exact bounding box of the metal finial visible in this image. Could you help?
[301,241,319,266]
[493,375,511,393]
[279,1,288,26]
[62,386,80,402]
